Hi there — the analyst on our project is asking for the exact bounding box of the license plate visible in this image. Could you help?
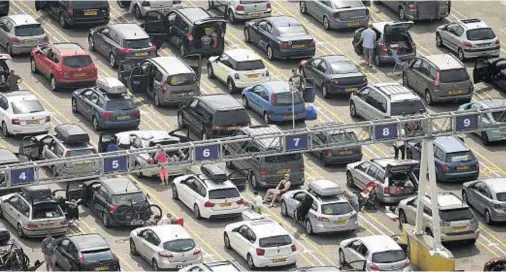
[334,220,347,224]
[84,11,98,16]
[449,89,463,95]
[77,162,90,167]
[27,120,40,125]
[457,165,470,171]
[228,126,240,130]
[26,40,38,45]
[246,74,260,78]
[74,73,87,77]
[95,266,109,271]
[345,88,357,92]
[283,115,293,120]
[272,258,286,263]
[43,222,55,226]
[220,202,232,207]
[340,150,353,155]
[117,115,130,120]
[347,21,360,27]
[292,44,306,49]
[251,12,263,17]
[278,169,290,174]
[454,226,468,231]
[135,52,149,57]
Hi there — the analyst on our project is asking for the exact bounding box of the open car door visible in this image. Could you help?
[117,0,132,9]
[168,128,191,142]
[118,60,134,85]
[227,170,249,191]
[19,136,42,161]
[352,28,365,56]
[473,58,494,84]
[295,194,314,223]
[128,65,148,94]
[183,54,203,83]
[142,11,169,40]
[98,133,116,153]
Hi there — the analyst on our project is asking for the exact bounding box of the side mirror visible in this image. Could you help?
[232,228,239,232]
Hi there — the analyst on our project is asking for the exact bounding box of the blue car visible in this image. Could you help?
[458,99,506,145]
[71,77,140,131]
[242,81,306,123]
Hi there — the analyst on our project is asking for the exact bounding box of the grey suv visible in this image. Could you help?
[225,125,305,189]
[403,54,473,105]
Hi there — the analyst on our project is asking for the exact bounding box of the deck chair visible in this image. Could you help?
[391,50,407,75]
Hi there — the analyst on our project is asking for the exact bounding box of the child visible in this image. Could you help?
[252,191,263,214]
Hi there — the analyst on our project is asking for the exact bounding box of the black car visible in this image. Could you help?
[0,0,9,17]
[474,57,506,91]
[311,122,363,166]
[300,55,367,99]
[54,233,120,271]
[177,94,251,140]
[244,16,316,61]
[141,8,227,57]
[88,24,157,68]
[35,0,110,29]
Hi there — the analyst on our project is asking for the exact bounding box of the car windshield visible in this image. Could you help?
[496,193,506,202]
[491,111,506,122]
[112,193,145,204]
[209,188,240,199]
[259,235,292,248]
[11,100,44,114]
[321,202,353,215]
[273,92,304,105]
[14,24,44,36]
[63,56,93,68]
[32,203,63,219]
[70,0,109,8]
[390,100,426,116]
[67,149,97,157]
[466,28,496,41]
[278,26,307,37]
[371,250,406,263]
[333,0,364,8]
[124,38,152,49]
[264,153,301,163]
[105,98,136,111]
[330,61,359,74]
[213,109,250,126]
[82,249,114,263]
[164,239,196,252]
[439,69,469,83]
[446,151,475,162]
[440,208,474,221]
[167,73,196,86]
[235,60,265,71]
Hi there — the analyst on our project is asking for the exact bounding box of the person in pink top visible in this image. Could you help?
[155,144,169,185]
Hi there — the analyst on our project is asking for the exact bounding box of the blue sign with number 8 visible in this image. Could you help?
[374,124,398,140]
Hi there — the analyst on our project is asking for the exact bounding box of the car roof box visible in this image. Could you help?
[55,124,90,144]
[21,185,52,200]
[308,180,343,197]
[96,77,128,95]
[200,164,227,182]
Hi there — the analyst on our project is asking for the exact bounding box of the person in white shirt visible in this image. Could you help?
[354,23,377,67]
[251,191,263,214]
[393,128,406,160]
[158,212,177,225]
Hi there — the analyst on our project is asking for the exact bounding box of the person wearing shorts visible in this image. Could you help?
[42,234,56,271]
[156,144,169,185]
[354,23,377,67]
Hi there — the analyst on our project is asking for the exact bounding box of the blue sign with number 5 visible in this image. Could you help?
[375,124,398,140]
[285,134,309,151]
[456,115,478,131]
[195,145,219,161]
[11,168,35,185]
[104,156,128,174]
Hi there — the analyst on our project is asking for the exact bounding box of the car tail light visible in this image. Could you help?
[260,168,267,175]
[256,248,265,256]
[112,252,118,260]
[67,7,73,16]
[462,40,472,47]
[64,151,69,157]
[270,92,275,104]
[27,223,38,229]
[78,252,84,263]
[327,149,332,156]
[370,264,381,271]
[193,248,201,255]
[441,164,449,172]
[158,251,174,258]
[310,41,316,47]
[132,110,140,116]
[149,45,157,52]
[109,204,117,213]
[45,116,51,123]
[496,39,500,45]
[331,79,339,85]
[279,42,288,49]
[316,216,329,222]
[11,119,19,125]
[408,2,416,10]
[120,48,132,53]
[187,33,193,43]
[11,36,19,43]
[403,260,410,268]
[236,5,244,11]
[234,73,239,79]
[43,36,49,42]
[212,125,224,130]
[147,158,154,164]
[440,221,451,226]
[300,163,304,171]
[434,72,440,87]
[266,2,271,9]
[411,41,416,49]
[383,187,390,194]
[204,201,215,207]
[162,80,168,94]
[380,43,388,53]
[263,70,269,77]
[101,112,114,118]
[291,244,297,251]
[142,1,150,6]
[236,199,245,205]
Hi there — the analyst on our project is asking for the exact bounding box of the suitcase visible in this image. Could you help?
[305,105,317,120]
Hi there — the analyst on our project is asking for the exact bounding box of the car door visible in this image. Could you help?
[0,18,11,47]
[314,60,328,87]
[55,239,73,271]
[247,85,265,114]
[352,161,371,189]
[37,47,55,77]
[236,226,253,258]
[183,99,200,134]
[304,58,321,80]
[472,183,489,214]
[312,0,329,22]
[91,184,110,216]
[94,27,112,56]
[180,177,197,207]
[344,240,366,264]
[0,95,8,124]
[352,87,371,119]
[287,191,305,217]
[443,24,462,52]
[214,53,231,82]
[404,198,418,224]
[405,58,421,91]
[254,21,273,51]
[352,28,365,56]
[2,195,20,226]
[141,230,160,260]
[135,229,151,260]
[77,89,94,120]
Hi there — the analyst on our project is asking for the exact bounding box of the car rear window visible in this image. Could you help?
[264,153,301,163]
[213,109,250,126]
[70,0,109,8]
[321,202,353,215]
[235,60,265,71]
[112,193,145,204]
[67,149,97,157]
[496,193,506,202]
[329,132,358,142]
[371,250,406,263]
[390,100,426,116]
[440,207,474,221]
[330,61,359,74]
[446,151,475,162]
[63,56,93,68]
[240,0,267,3]
[209,188,240,199]
[439,69,469,83]
[466,28,496,41]
[14,24,44,36]
[167,73,197,86]
[278,26,307,37]
[273,92,304,105]
[32,203,63,219]
[259,235,292,248]
[11,100,44,114]
[164,239,196,252]
[82,249,114,263]
[334,0,365,8]
[124,38,152,49]
[491,111,506,122]
[105,98,136,111]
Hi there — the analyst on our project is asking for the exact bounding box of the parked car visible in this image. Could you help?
[208,0,272,24]
[473,57,506,91]
[180,261,242,272]
[0,185,68,238]
[121,0,182,19]
[458,99,506,145]
[310,122,363,166]
[72,77,140,131]
[242,81,306,123]
[141,8,227,57]
[463,178,506,225]
[0,148,27,189]
[0,91,51,137]
[377,0,450,21]
[31,42,98,92]
[177,94,251,139]
[300,55,367,98]
[406,136,479,182]
[436,19,500,61]
[35,0,110,29]
[208,48,270,93]
[299,0,369,30]
[244,16,316,61]
[403,54,473,105]
[55,233,120,271]
[130,225,202,270]
[224,217,297,269]
[352,21,416,66]
[0,14,48,56]
[0,220,9,244]
[0,0,9,17]
[396,192,479,244]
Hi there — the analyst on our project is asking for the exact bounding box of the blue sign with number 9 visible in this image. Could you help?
[374,124,398,140]
[11,168,35,185]
[195,145,219,161]
[285,134,309,151]
[104,156,128,174]
[456,115,478,131]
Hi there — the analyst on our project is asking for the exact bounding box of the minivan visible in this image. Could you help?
[378,0,451,21]
[225,125,305,189]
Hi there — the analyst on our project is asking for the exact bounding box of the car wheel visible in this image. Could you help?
[88,36,95,52]
[402,72,408,86]
[193,204,201,219]
[16,224,24,238]
[130,238,138,256]
[242,96,250,109]
[152,259,159,271]
[300,1,307,14]
[92,116,100,131]
[425,228,433,237]
[462,191,469,204]
[481,132,490,145]
[247,254,256,270]
[349,101,358,118]
[177,112,185,128]
[485,209,493,225]
[224,233,231,249]
[425,90,433,105]
[322,84,330,99]
[207,63,214,79]
[134,161,144,178]
[60,13,68,28]
[6,43,13,56]
[134,5,143,18]
[398,7,406,21]
[263,112,271,124]
[228,9,236,24]
[398,210,407,229]
[154,94,161,108]
[109,53,117,68]
[71,98,78,113]
[179,44,186,57]
[249,172,259,190]
[436,33,443,48]
[374,54,382,67]
[244,28,251,43]
[2,122,10,137]
[323,16,330,31]
[30,58,38,74]
[280,200,288,217]
[346,171,355,187]
[0,207,3,219]
[458,48,465,61]
[102,213,111,228]
[227,78,236,93]
[50,76,59,92]
[339,249,346,265]
[305,219,314,235]
[267,46,274,61]
[172,184,179,200]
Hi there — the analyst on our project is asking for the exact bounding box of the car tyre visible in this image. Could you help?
[60,13,68,29]
[130,238,138,256]
[374,53,382,67]
[224,233,231,249]
[227,78,236,93]
[300,1,307,14]
[247,254,256,270]
[436,33,443,48]
[485,209,493,225]
[102,213,111,228]
[109,53,117,68]
[322,83,330,99]
[30,58,38,74]
[6,43,13,56]
[242,95,250,109]
[398,209,407,229]
[152,259,159,271]
[398,7,406,21]
[402,72,408,86]
[346,171,355,187]
[228,9,236,24]
[193,204,201,219]
[2,122,10,137]
[50,76,59,92]
[462,190,469,204]
[323,16,330,31]
[305,219,314,235]
[16,224,24,238]
[425,90,433,105]
[179,44,186,57]
[263,112,271,124]
[134,161,144,178]
[349,101,358,118]
[92,116,101,131]
[207,63,215,79]
[280,200,288,217]
[0,207,3,219]
[244,28,251,43]
[458,48,465,61]
[154,94,161,108]
[267,45,274,61]
[88,36,96,52]
[177,112,185,128]
[481,132,490,146]
[172,184,179,200]
[134,5,143,19]
[71,98,78,113]
[339,249,346,266]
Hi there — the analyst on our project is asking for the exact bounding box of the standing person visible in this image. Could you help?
[7,69,21,91]
[155,144,169,185]
[354,23,377,67]
[264,173,291,208]
[65,198,82,226]
[251,191,264,214]
[289,68,305,92]
[42,234,56,271]
[393,128,406,160]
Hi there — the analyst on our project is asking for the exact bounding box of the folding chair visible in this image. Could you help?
[391,50,407,75]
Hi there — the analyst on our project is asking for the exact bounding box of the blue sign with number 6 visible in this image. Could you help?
[104,156,128,174]
[456,115,478,131]
[375,124,398,140]
[285,134,309,151]
[11,168,35,185]
[195,145,219,161]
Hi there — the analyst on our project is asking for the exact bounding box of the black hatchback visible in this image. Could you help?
[35,0,110,29]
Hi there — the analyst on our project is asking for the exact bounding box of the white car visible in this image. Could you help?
[0,91,50,137]
[129,225,203,270]
[339,235,410,272]
[208,0,272,24]
[224,217,297,269]
[172,164,247,219]
[208,48,270,93]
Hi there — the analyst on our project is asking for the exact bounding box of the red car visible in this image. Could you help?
[30,42,97,92]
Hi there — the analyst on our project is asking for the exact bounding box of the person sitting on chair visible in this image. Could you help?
[264,173,291,208]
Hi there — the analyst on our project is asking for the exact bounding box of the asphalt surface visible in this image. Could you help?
[1,1,506,271]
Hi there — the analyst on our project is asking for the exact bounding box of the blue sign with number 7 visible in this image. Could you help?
[285,134,309,151]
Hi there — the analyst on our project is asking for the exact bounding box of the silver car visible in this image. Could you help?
[436,19,500,61]
[280,180,358,234]
[300,0,369,30]
[209,0,272,24]
[463,178,506,225]
[0,14,48,55]
[128,0,180,18]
